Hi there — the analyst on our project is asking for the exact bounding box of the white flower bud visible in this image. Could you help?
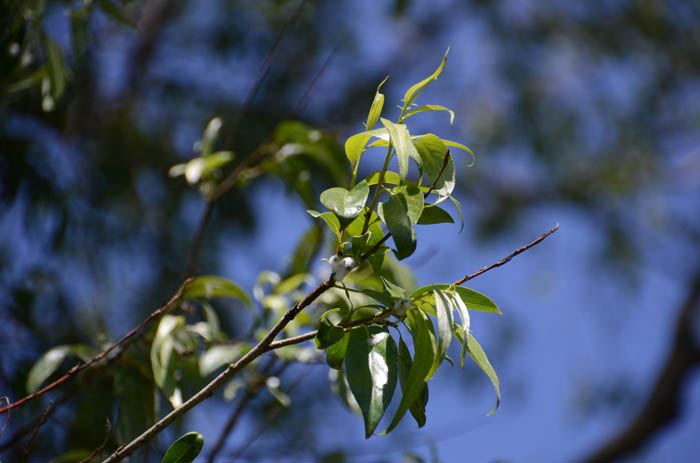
[392,297,413,317]
[329,255,357,281]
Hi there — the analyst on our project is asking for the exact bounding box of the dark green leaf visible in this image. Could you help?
[383,310,435,434]
[398,338,428,428]
[320,180,370,220]
[403,48,449,109]
[404,104,455,125]
[345,327,398,438]
[307,209,341,237]
[417,205,454,225]
[162,432,205,463]
[366,76,388,130]
[410,284,501,313]
[378,194,416,260]
[350,232,371,258]
[315,317,346,349]
[184,276,252,307]
[326,332,350,369]
[380,118,420,179]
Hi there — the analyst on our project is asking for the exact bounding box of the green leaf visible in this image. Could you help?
[464,332,500,415]
[345,132,373,166]
[358,288,396,308]
[326,332,350,369]
[451,294,471,367]
[115,366,156,443]
[383,309,435,434]
[410,284,501,313]
[43,35,66,101]
[275,273,311,294]
[151,315,183,388]
[398,338,428,428]
[366,76,388,130]
[417,205,454,225]
[97,0,136,28]
[162,432,205,463]
[442,139,475,166]
[427,290,454,378]
[395,183,424,226]
[404,105,455,125]
[307,209,341,237]
[315,317,346,349]
[345,327,398,438]
[378,193,416,260]
[199,345,242,377]
[26,345,72,393]
[414,134,455,200]
[365,170,402,186]
[350,232,371,258]
[380,118,420,179]
[184,276,251,307]
[320,180,370,220]
[448,195,464,232]
[403,48,449,109]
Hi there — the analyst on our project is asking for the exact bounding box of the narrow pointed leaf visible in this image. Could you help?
[380,118,420,179]
[448,195,464,232]
[467,333,500,415]
[410,284,501,314]
[184,276,251,307]
[428,290,453,378]
[199,345,242,376]
[451,293,470,367]
[307,209,341,236]
[345,327,398,438]
[383,309,435,434]
[404,105,455,125]
[443,139,475,166]
[366,76,388,130]
[26,345,72,393]
[403,48,449,109]
[398,338,428,427]
[378,193,416,260]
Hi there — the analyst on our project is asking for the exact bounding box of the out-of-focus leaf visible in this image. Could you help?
[417,205,454,225]
[26,345,71,393]
[365,170,402,186]
[115,366,155,444]
[151,315,183,388]
[403,48,449,109]
[43,34,65,101]
[378,193,416,260]
[345,327,398,438]
[307,209,341,237]
[442,139,475,166]
[97,0,135,28]
[366,76,388,130]
[320,180,370,220]
[275,273,311,294]
[410,284,501,314]
[383,309,435,434]
[288,225,323,275]
[183,276,251,307]
[381,118,420,179]
[266,377,292,407]
[198,345,241,376]
[162,432,204,463]
[398,338,428,428]
[404,104,455,125]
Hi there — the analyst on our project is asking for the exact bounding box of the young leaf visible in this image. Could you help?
[404,105,455,126]
[345,327,398,438]
[184,276,252,307]
[442,139,475,166]
[162,432,204,463]
[326,332,350,369]
[383,309,435,434]
[345,132,373,166]
[398,338,428,428]
[307,209,341,237]
[320,180,370,220]
[380,118,420,179]
[427,290,454,378]
[26,345,72,393]
[365,170,402,186]
[377,193,416,260]
[366,76,388,130]
[403,48,449,109]
[410,284,501,314]
[417,205,454,225]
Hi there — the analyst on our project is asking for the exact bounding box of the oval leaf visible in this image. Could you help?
[162,432,204,463]
[320,180,370,220]
[26,345,72,394]
[417,205,454,225]
[377,193,416,260]
[410,284,501,313]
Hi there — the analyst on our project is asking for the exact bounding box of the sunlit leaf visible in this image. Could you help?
[380,118,420,179]
[442,139,475,166]
[414,134,455,201]
[366,76,388,130]
[427,290,453,378]
[199,345,242,376]
[448,195,464,232]
[345,132,373,166]
[417,205,454,225]
[162,432,204,463]
[451,294,470,367]
[26,345,71,393]
[364,170,402,186]
[345,327,398,438]
[383,309,435,434]
[403,48,449,109]
[184,276,251,307]
[151,315,183,388]
[454,331,500,415]
[404,104,455,126]
[394,183,424,226]
[410,284,501,314]
[307,209,341,237]
[320,180,370,220]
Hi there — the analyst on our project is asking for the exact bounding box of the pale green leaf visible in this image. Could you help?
[184,276,251,307]
[307,209,341,236]
[364,170,402,186]
[403,48,449,109]
[414,134,455,200]
[443,139,475,166]
[26,345,72,394]
[427,290,453,378]
[320,180,370,220]
[466,332,500,415]
[380,118,420,179]
[366,76,388,130]
[410,284,501,314]
[404,105,455,126]
[199,345,242,376]
[345,132,372,166]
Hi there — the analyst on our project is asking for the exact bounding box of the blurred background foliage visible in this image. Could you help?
[1,0,699,461]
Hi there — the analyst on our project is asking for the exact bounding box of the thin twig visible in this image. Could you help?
[79,418,112,463]
[291,45,339,117]
[423,149,451,198]
[101,278,335,463]
[0,278,193,415]
[0,396,9,438]
[452,223,559,286]
[21,400,55,463]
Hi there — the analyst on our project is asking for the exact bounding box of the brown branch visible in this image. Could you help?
[583,272,700,463]
[424,149,451,198]
[0,396,9,438]
[101,277,335,463]
[0,278,193,415]
[21,400,55,463]
[79,418,111,463]
[452,223,559,286]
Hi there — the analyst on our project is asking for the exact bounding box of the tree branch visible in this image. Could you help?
[21,400,54,463]
[0,278,193,415]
